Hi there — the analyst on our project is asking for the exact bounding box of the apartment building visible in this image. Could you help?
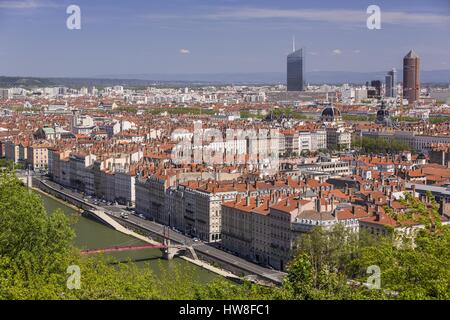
[221,193,337,270]
[298,131,311,153]
[297,130,327,153]
[68,153,97,192]
[135,173,296,243]
[27,143,50,170]
[326,127,352,150]
[48,149,71,185]
[136,174,168,223]
[222,196,265,263]
[172,183,226,242]
[282,157,351,178]
[135,170,240,226]
[4,141,20,163]
[281,130,299,156]
[48,147,143,203]
[221,190,375,271]
[0,88,12,100]
[114,170,136,205]
[166,179,248,242]
[18,142,29,166]
[311,130,327,151]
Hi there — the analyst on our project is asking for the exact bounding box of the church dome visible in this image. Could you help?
[320,104,342,123]
[417,153,426,160]
[321,105,341,118]
[377,109,390,118]
[375,101,392,127]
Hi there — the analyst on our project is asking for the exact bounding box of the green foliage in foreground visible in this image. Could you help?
[283,223,450,300]
[0,172,268,300]
[0,159,24,170]
[0,172,449,300]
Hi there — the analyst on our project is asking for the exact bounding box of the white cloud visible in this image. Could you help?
[179,48,190,54]
[0,0,58,9]
[207,8,450,26]
[139,7,450,29]
[332,49,342,55]
[353,49,361,54]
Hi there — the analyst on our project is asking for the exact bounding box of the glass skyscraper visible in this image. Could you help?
[385,68,396,98]
[287,48,304,91]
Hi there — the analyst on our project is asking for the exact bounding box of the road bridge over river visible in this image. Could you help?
[33,176,286,285]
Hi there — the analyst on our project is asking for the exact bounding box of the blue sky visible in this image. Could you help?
[0,0,449,77]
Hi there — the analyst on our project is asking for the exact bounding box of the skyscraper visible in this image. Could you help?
[385,68,397,98]
[287,39,304,91]
[403,50,420,104]
[370,80,382,98]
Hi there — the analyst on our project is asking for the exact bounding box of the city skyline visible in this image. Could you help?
[0,0,449,78]
[2,0,450,306]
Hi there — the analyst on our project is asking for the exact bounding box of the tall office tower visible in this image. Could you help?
[385,68,397,98]
[371,80,382,98]
[287,38,304,91]
[403,50,420,104]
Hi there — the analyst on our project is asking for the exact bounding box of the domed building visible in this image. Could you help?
[318,104,351,150]
[416,152,426,165]
[375,101,392,127]
[320,104,342,124]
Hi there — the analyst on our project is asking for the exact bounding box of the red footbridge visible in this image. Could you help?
[80,243,167,255]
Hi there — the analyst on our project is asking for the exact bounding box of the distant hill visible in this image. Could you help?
[0,76,56,88]
[1,69,450,88]
[0,76,166,89]
[98,70,450,85]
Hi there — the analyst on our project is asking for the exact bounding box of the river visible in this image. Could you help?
[38,192,217,283]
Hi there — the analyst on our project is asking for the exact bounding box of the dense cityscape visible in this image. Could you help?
[0,0,449,309]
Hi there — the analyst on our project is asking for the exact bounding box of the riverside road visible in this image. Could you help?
[34,176,286,285]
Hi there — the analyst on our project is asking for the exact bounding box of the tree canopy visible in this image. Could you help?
[352,136,411,154]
